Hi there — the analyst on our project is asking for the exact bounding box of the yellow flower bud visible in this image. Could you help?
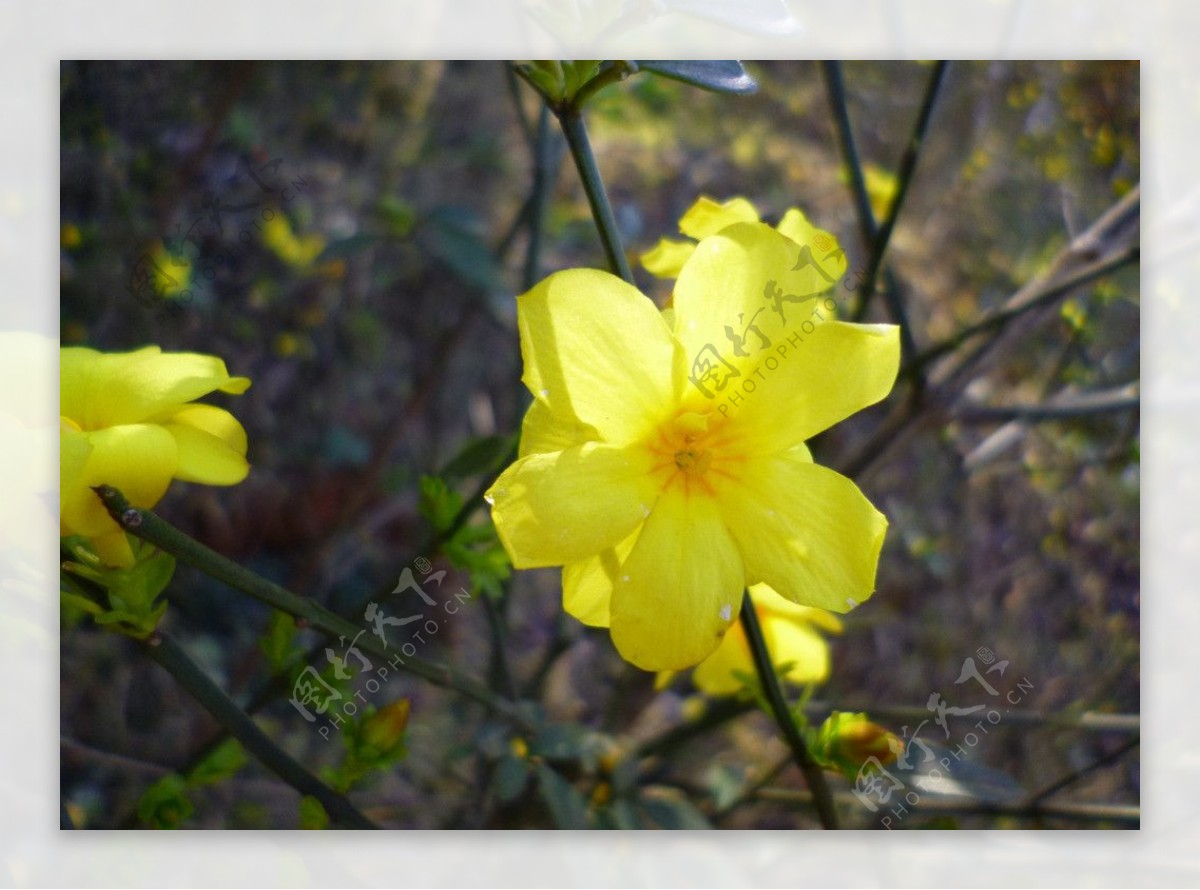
[815,711,902,778]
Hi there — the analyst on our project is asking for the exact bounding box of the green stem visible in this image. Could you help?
[556,108,635,284]
[142,630,378,829]
[523,105,560,290]
[852,61,948,325]
[739,590,838,829]
[93,485,533,731]
[820,61,877,251]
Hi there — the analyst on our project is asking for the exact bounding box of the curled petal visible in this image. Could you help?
[641,238,696,279]
[62,346,250,430]
[678,196,759,239]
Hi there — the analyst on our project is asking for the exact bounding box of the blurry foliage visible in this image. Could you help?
[60,61,1137,829]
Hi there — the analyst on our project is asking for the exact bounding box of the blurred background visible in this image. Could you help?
[60,60,1139,828]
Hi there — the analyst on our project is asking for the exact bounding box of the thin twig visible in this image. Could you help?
[739,591,838,829]
[556,108,635,284]
[142,631,378,829]
[93,485,533,730]
[756,788,1138,827]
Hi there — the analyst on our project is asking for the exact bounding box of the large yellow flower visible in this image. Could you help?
[486,219,898,671]
[60,346,251,567]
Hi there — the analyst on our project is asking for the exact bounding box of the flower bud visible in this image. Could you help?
[360,698,410,756]
[815,712,901,777]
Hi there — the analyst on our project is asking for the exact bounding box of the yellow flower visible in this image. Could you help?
[682,584,843,696]
[486,218,898,671]
[60,346,252,567]
[261,214,325,271]
[641,195,845,280]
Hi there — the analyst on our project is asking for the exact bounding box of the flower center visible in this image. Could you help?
[673,435,713,476]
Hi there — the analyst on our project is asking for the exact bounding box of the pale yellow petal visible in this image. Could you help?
[518,398,598,459]
[715,454,887,613]
[609,486,744,671]
[61,346,250,429]
[641,238,696,279]
[164,422,250,485]
[678,196,760,240]
[60,424,179,538]
[487,443,659,569]
[517,268,677,444]
[560,528,638,628]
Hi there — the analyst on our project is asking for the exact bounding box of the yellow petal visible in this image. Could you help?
[731,318,899,450]
[518,398,598,459]
[164,422,250,485]
[678,196,760,240]
[487,443,659,569]
[560,528,637,628]
[672,223,871,424]
[768,619,832,685]
[641,238,696,279]
[609,485,744,671]
[690,621,752,696]
[89,527,137,568]
[161,403,248,455]
[60,423,179,538]
[775,209,849,283]
[715,454,887,613]
[517,269,677,444]
[61,346,250,430]
[689,584,839,696]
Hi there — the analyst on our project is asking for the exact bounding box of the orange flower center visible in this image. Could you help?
[646,409,742,497]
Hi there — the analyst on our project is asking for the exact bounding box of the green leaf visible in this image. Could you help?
[535,764,590,829]
[187,739,247,787]
[638,793,713,829]
[440,434,518,480]
[636,61,757,95]
[376,195,416,237]
[493,754,532,803]
[316,233,383,262]
[419,206,507,293]
[418,475,464,531]
[259,609,301,672]
[531,723,596,763]
[299,795,330,830]
[137,774,194,829]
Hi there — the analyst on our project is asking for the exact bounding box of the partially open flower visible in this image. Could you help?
[60,346,251,566]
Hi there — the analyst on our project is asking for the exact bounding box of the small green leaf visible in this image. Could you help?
[636,61,757,95]
[531,723,599,765]
[259,609,301,673]
[316,233,383,262]
[440,434,517,480]
[418,475,464,531]
[376,195,416,237]
[419,206,506,293]
[493,754,532,803]
[187,739,247,787]
[638,793,713,829]
[299,795,330,830]
[137,774,194,829]
[535,764,590,829]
